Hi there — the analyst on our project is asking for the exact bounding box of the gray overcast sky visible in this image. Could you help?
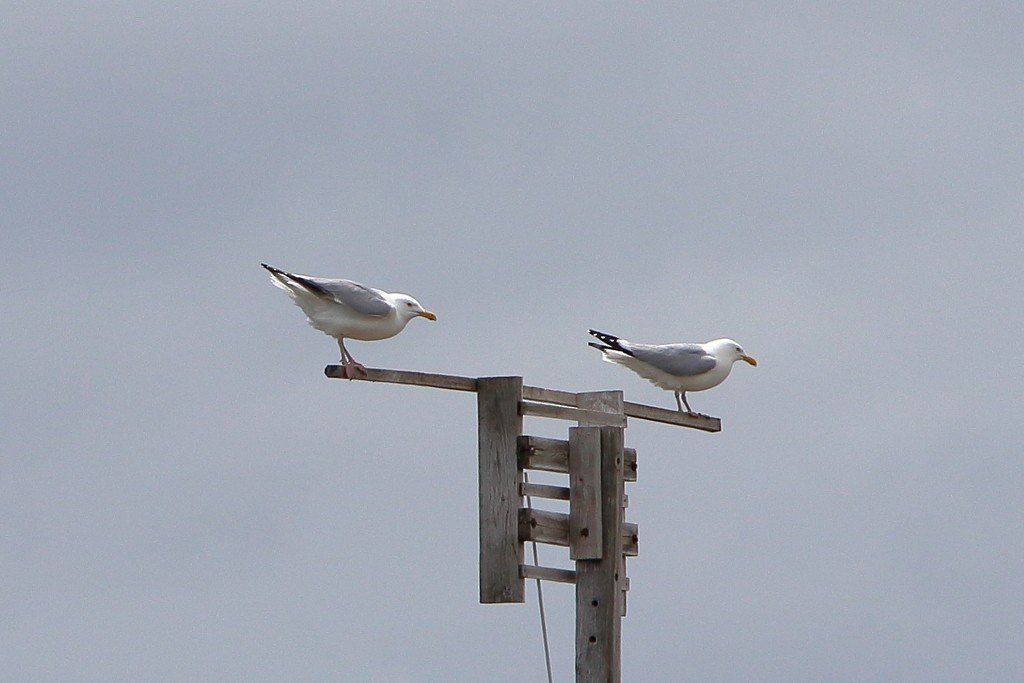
[3,3,1022,681]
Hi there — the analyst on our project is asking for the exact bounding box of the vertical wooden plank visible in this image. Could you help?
[477,377,525,604]
[575,425,626,683]
[575,392,625,683]
[568,426,602,560]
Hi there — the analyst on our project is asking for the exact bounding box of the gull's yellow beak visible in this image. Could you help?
[741,355,757,367]
[419,310,437,321]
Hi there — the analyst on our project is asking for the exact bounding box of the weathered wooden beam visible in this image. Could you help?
[622,400,721,432]
[520,564,577,584]
[520,401,628,427]
[521,385,579,407]
[518,436,637,482]
[477,377,525,604]
[519,481,570,501]
[324,366,478,392]
[326,367,721,431]
[519,508,638,557]
[527,386,721,433]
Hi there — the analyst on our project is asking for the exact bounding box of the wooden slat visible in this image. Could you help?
[477,377,525,604]
[518,435,569,473]
[519,508,571,547]
[569,426,603,560]
[520,564,577,584]
[324,366,478,392]
[519,481,570,501]
[622,400,721,432]
[522,385,578,407]
[519,508,638,557]
[520,401,627,427]
[518,436,636,482]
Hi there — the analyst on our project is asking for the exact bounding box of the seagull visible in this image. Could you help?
[262,263,436,378]
[588,329,756,414]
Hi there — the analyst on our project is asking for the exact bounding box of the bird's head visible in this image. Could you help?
[394,294,437,322]
[713,339,757,367]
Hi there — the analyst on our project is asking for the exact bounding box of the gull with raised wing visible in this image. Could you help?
[263,263,436,378]
[588,329,756,414]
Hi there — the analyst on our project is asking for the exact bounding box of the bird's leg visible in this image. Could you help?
[674,392,684,412]
[337,338,367,379]
[675,391,694,414]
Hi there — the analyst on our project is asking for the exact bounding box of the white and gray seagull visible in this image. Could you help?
[588,329,757,414]
[263,263,436,378]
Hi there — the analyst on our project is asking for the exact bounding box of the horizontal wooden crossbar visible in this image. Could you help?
[520,508,639,557]
[519,482,570,501]
[519,435,638,482]
[622,400,720,431]
[325,366,721,431]
[520,564,577,584]
[324,365,478,391]
[520,401,628,427]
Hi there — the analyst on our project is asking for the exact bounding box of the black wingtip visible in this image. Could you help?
[588,329,632,356]
[588,341,613,352]
[262,264,332,298]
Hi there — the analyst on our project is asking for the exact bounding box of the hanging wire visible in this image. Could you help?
[523,470,554,683]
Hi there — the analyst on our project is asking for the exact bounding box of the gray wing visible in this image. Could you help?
[622,342,716,377]
[299,276,394,316]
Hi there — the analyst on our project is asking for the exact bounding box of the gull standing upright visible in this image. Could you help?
[262,263,436,378]
[588,329,756,414]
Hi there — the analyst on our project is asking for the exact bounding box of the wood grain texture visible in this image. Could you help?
[324,366,478,391]
[518,436,637,482]
[520,401,628,427]
[477,377,524,604]
[519,508,638,557]
[520,564,577,584]
[521,385,579,407]
[569,426,603,560]
[519,481,570,501]
[575,423,626,683]
[622,400,721,432]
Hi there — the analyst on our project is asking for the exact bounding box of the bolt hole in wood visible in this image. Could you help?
[589,636,597,643]
[591,600,598,607]
[580,527,590,537]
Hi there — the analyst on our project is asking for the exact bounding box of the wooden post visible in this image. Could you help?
[323,367,717,681]
[575,392,625,683]
[569,427,603,560]
[477,377,525,603]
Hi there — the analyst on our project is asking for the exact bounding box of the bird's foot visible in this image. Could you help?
[341,361,368,379]
[675,404,702,416]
